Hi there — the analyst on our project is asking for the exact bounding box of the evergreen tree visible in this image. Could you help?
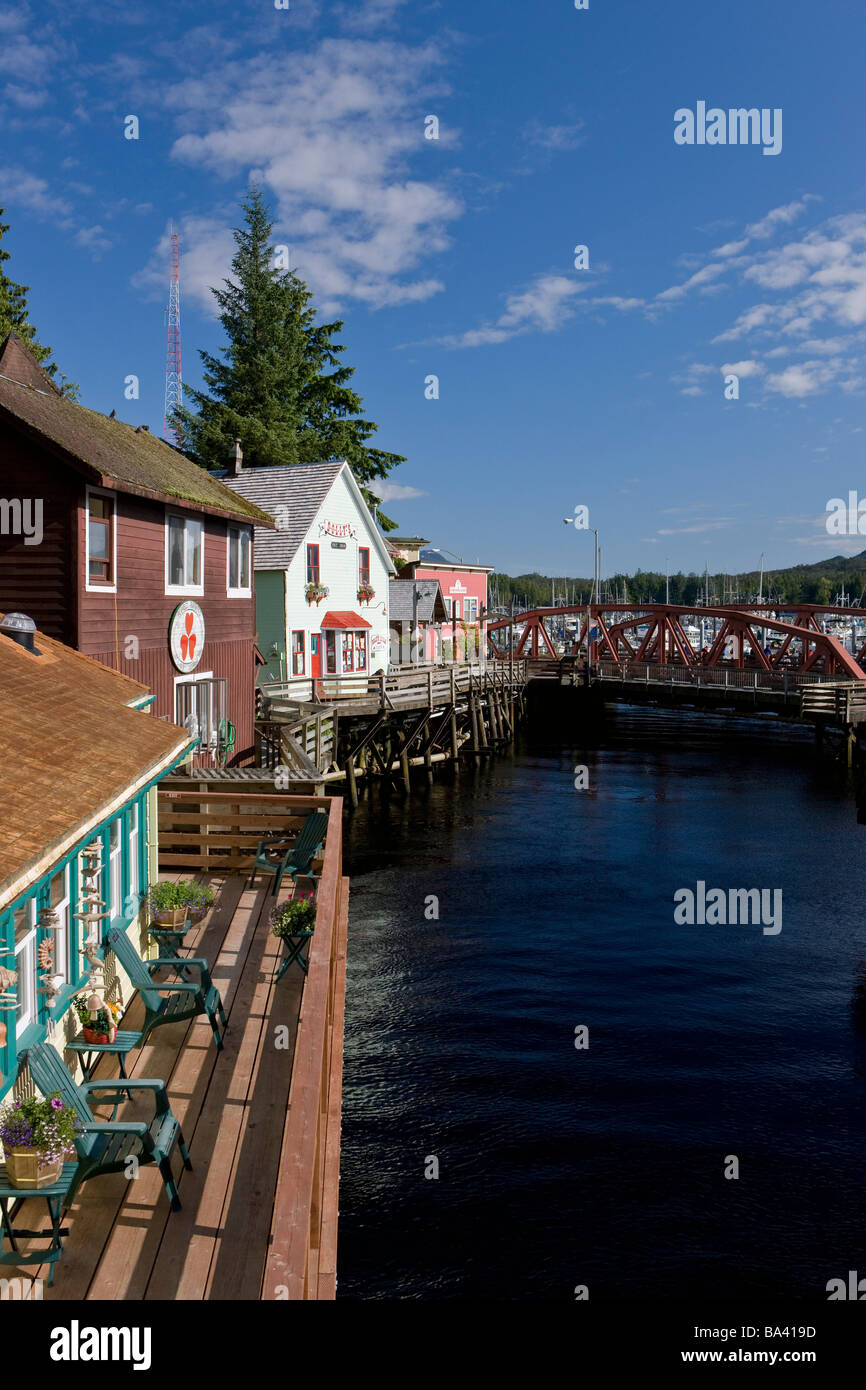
[0,208,77,396]
[175,188,405,528]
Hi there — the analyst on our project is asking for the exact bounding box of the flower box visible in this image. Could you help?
[5,1148,62,1190]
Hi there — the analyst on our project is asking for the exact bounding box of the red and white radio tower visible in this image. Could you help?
[163,224,183,447]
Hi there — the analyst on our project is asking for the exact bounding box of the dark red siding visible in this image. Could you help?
[0,423,258,765]
[0,428,77,642]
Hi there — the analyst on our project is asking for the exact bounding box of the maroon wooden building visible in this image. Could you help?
[0,334,274,766]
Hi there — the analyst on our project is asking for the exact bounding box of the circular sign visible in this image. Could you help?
[169,601,205,673]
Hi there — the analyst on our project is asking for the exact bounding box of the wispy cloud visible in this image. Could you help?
[371,481,427,502]
[438,274,588,348]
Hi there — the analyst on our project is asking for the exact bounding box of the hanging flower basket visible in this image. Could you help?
[357,583,375,604]
[305,582,329,606]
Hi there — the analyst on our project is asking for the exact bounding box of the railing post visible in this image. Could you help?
[428,669,433,709]
[379,670,386,710]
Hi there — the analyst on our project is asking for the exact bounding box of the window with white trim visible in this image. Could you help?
[14,900,37,1037]
[166,513,204,594]
[464,597,479,621]
[109,817,123,920]
[227,525,252,596]
[127,801,140,907]
[48,865,70,987]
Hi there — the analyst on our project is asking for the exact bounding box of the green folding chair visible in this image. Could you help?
[25,1041,191,1212]
[106,927,226,1051]
[248,810,330,897]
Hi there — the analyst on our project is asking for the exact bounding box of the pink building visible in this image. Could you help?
[389,540,493,664]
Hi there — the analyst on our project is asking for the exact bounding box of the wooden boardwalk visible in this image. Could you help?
[4,864,348,1300]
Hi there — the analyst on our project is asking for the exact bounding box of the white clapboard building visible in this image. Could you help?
[223,456,395,687]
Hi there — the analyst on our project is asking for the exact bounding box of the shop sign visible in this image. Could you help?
[319,521,357,539]
[169,600,205,673]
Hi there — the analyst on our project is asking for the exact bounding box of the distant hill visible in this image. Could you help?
[490,551,866,611]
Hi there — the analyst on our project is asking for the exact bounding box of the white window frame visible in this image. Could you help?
[464,597,479,622]
[14,899,37,1037]
[109,818,123,921]
[443,596,453,620]
[129,801,140,901]
[226,524,252,598]
[47,864,71,988]
[165,511,205,596]
[84,485,118,594]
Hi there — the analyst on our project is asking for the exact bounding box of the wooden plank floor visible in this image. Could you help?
[5,873,307,1300]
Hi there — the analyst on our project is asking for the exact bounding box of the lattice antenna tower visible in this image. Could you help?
[163,223,183,446]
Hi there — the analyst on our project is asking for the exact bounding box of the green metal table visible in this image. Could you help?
[0,1161,77,1286]
[275,927,315,982]
[65,1029,142,1116]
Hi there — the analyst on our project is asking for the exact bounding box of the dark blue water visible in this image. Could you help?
[338,706,866,1299]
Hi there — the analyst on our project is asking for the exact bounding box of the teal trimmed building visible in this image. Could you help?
[0,614,192,1098]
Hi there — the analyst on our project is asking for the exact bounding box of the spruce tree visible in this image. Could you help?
[0,209,77,396]
[174,187,404,528]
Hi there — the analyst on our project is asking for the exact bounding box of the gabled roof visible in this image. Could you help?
[416,547,494,574]
[388,578,448,623]
[221,460,396,574]
[0,620,191,909]
[0,338,274,527]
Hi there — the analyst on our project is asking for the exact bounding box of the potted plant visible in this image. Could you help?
[357,582,375,604]
[149,880,189,928]
[177,880,215,923]
[0,1091,81,1188]
[270,894,316,940]
[304,581,329,606]
[72,991,121,1044]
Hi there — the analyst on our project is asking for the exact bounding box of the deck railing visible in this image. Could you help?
[156,789,346,1299]
[261,659,528,711]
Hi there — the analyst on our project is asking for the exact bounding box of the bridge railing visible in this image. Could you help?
[594,660,855,691]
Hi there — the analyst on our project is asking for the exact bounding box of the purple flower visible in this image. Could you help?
[50,1097,63,1110]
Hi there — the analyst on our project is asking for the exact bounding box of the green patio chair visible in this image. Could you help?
[24,1041,191,1212]
[247,810,330,897]
[106,927,227,1051]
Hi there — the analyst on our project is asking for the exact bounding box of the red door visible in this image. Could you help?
[310,633,322,678]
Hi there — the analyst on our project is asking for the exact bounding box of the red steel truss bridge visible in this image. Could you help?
[487,602,866,681]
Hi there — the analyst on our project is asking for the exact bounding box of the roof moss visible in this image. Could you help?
[0,374,275,527]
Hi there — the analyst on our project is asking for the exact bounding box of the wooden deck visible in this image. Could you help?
[4,800,348,1300]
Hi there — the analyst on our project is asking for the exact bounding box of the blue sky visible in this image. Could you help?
[1,0,865,579]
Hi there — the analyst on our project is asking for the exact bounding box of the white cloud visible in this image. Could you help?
[337,0,409,32]
[655,261,729,304]
[74,224,112,257]
[523,119,586,151]
[711,239,748,258]
[720,359,764,379]
[371,481,426,502]
[765,360,840,397]
[745,197,819,240]
[3,83,46,108]
[439,274,587,349]
[162,36,460,312]
[0,165,71,218]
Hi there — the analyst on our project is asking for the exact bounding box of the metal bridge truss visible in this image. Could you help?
[487,603,866,680]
